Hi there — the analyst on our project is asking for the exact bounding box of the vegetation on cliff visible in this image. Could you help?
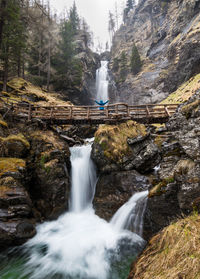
[129,214,200,279]
[94,120,147,163]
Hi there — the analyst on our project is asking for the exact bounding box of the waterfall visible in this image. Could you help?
[96,61,109,102]
[69,143,97,212]
[6,141,148,279]
[110,191,148,236]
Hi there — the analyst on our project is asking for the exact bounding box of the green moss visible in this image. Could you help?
[0,134,30,149]
[164,147,181,157]
[0,119,8,128]
[181,99,200,119]
[0,158,26,177]
[94,121,147,163]
[149,176,174,198]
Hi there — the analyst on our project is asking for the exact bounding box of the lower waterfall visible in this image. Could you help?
[0,141,148,279]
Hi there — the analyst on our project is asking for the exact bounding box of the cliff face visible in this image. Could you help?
[109,0,200,104]
[61,31,100,105]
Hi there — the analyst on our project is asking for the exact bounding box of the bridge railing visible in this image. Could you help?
[9,102,178,122]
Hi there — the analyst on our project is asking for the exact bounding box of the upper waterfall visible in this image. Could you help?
[96,61,109,102]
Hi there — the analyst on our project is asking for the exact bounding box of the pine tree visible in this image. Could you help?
[0,0,27,90]
[123,0,135,22]
[69,1,80,33]
[108,11,115,43]
[120,51,128,81]
[130,43,142,74]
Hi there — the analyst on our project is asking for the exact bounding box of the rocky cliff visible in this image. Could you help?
[109,0,200,104]
[61,31,100,105]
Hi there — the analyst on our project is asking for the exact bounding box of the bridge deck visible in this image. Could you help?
[0,98,179,124]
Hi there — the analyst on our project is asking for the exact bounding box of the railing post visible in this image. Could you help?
[115,104,118,115]
[106,107,109,118]
[87,107,90,120]
[50,108,53,119]
[69,106,73,119]
[127,105,130,117]
[164,105,170,117]
[146,105,150,117]
[28,104,32,121]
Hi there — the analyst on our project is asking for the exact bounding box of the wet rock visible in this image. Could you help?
[92,121,161,174]
[0,134,30,158]
[94,170,150,221]
[29,130,71,220]
[0,220,36,249]
[0,158,35,249]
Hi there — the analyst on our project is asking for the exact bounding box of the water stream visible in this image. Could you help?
[0,61,148,279]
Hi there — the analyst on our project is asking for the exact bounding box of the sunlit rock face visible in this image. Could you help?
[109,0,200,104]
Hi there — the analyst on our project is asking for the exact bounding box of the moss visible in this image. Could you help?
[0,158,26,177]
[154,135,166,149]
[161,73,200,104]
[181,99,200,119]
[164,147,181,157]
[0,134,30,149]
[0,119,8,128]
[149,176,174,198]
[94,121,147,163]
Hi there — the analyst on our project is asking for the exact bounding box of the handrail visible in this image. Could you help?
[0,97,179,124]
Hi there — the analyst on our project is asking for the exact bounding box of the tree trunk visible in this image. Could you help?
[47,36,51,91]
[18,53,21,77]
[3,56,8,92]
[0,0,6,47]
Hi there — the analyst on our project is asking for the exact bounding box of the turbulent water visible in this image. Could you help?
[96,61,109,102]
[0,61,148,279]
[0,142,148,279]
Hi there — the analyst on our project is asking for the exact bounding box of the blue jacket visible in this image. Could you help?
[95,100,109,110]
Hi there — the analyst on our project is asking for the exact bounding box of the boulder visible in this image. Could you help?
[92,121,161,174]
[94,169,150,221]
[0,158,36,249]
[0,134,30,158]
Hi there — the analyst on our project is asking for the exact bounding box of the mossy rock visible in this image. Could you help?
[94,120,147,163]
[0,158,26,177]
[0,133,30,158]
[149,176,175,198]
[181,99,200,119]
[0,120,8,128]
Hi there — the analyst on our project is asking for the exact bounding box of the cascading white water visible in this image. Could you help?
[111,191,148,236]
[16,141,148,279]
[70,143,97,212]
[96,61,109,102]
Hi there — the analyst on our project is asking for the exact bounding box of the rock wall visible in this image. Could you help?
[144,91,200,238]
[109,0,200,104]
[61,31,100,105]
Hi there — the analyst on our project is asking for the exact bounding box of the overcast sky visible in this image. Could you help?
[49,0,126,51]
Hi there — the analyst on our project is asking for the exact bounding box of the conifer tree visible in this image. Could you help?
[0,0,27,90]
[69,2,80,33]
[130,43,142,74]
[120,51,128,81]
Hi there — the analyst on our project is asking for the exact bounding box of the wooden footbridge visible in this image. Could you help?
[0,97,178,124]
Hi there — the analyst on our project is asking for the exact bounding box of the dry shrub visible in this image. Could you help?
[130,214,200,279]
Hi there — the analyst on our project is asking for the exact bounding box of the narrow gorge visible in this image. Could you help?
[0,0,200,278]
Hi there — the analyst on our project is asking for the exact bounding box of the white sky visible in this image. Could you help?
[49,0,126,51]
